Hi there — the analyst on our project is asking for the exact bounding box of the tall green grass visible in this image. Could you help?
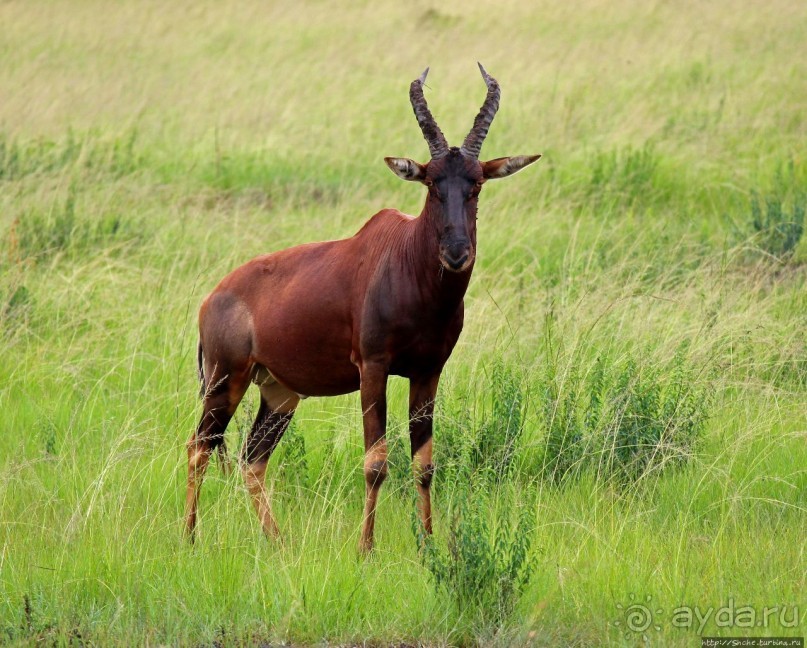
[0,0,805,645]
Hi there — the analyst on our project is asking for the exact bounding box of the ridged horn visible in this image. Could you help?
[409,67,449,160]
[460,62,501,159]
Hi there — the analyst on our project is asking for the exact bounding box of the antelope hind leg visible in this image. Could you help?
[242,375,299,539]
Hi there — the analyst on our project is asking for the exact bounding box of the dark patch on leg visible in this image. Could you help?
[242,401,294,464]
[241,398,296,539]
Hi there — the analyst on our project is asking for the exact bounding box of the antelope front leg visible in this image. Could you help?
[410,374,439,535]
[358,361,389,553]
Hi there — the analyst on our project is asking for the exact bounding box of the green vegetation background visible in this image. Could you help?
[0,1,804,645]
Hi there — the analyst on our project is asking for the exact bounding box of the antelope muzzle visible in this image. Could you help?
[439,241,474,272]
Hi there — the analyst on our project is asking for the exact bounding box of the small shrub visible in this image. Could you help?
[2,592,56,643]
[38,422,58,456]
[433,393,474,486]
[747,192,805,260]
[434,361,527,486]
[596,353,706,483]
[541,360,587,485]
[415,488,535,628]
[472,361,526,481]
[540,343,709,486]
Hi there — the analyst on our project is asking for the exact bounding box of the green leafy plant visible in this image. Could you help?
[747,192,805,260]
[434,361,527,486]
[540,343,709,485]
[541,360,586,485]
[472,361,526,481]
[415,488,535,628]
[596,352,707,483]
[38,422,58,457]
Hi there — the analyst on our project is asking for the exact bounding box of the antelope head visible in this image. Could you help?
[385,64,541,272]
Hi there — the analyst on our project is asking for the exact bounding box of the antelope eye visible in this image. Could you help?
[424,178,434,187]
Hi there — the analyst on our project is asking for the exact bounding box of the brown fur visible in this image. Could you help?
[184,68,540,552]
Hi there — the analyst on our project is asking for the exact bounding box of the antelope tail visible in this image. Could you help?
[197,340,206,398]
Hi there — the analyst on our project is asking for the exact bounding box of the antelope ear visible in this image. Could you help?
[384,157,427,182]
[482,154,542,179]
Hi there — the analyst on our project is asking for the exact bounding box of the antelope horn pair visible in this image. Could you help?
[408,62,501,160]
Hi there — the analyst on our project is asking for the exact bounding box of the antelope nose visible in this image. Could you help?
[441,246,471,271]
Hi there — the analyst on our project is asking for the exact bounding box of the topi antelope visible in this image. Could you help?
[185,64,541,552]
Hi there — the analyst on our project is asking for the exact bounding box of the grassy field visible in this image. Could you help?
[1,0,805,645]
